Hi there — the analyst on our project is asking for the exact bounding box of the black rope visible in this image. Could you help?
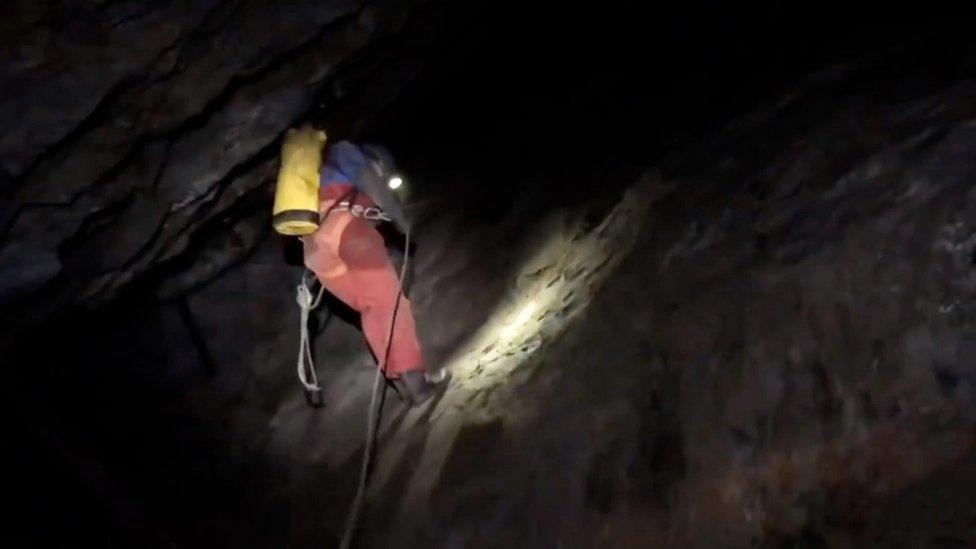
[304,180,409,451]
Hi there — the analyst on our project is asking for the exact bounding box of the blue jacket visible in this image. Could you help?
[321,141,408,232]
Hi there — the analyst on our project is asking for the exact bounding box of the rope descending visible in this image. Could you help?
[339,227,411,549]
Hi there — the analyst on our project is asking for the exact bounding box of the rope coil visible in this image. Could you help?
[296,271,326,391]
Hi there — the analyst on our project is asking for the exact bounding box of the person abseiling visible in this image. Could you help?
[272,127,446,405]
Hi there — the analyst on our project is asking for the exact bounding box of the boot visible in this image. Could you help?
[400,368,449,406]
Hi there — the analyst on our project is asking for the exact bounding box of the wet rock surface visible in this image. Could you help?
[437,78,976,548]
[357,75,976,547]
[5,2,976,548]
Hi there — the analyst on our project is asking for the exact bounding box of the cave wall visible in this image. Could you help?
[0,1,486,545]
[5,2,976,548]
[391,74,976,548]
[0,0,465,323]
[13,62,976,547]
[342,61,976,547]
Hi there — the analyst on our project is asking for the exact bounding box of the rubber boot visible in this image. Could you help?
[400,369,449,406]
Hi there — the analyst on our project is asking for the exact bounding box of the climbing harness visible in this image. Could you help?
[329,200,392,223]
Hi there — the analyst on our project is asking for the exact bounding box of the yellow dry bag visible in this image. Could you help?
[272,126,327,235]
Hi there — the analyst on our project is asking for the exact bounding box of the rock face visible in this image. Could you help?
[419,78,976,548]
[0,0,451,318]
[4,2,976,548]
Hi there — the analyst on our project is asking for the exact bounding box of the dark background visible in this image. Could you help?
[4,1,975,546]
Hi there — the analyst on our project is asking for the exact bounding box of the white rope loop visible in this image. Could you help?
[296,276,326,391]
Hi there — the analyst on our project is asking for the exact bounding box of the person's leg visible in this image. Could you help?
[341,245,447,404]
[305,212,424,377]
[335,219,423,377]
[352,268,423,377]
